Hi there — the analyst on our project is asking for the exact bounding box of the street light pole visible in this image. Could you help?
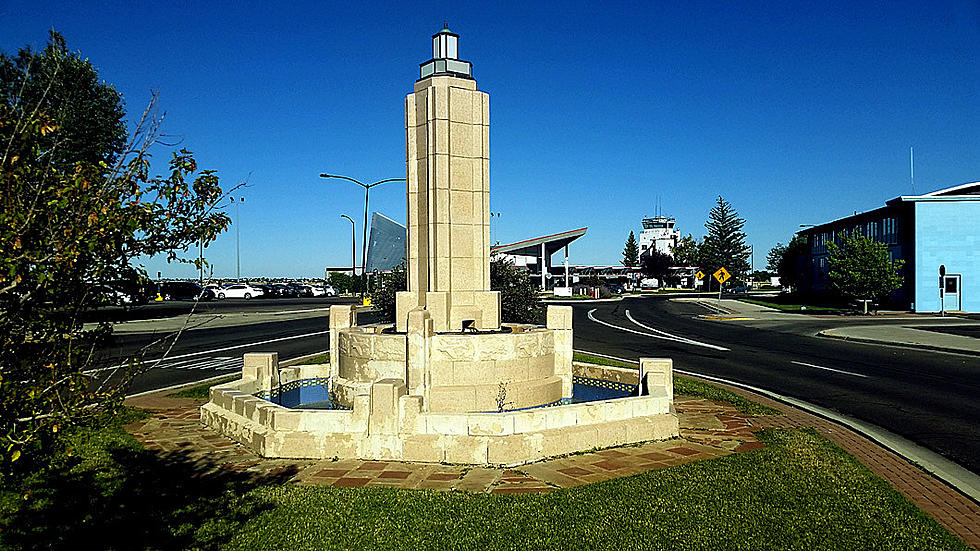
[231,197,245,281]
[340,214,356,293]
[319,174,405,301]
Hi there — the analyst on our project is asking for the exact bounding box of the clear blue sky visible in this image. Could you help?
[2,1,977,278]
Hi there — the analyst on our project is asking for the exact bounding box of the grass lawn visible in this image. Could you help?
[738,297,842,313]
[573,352,781,415]
[225,429,967,550]
[1,408,967,549]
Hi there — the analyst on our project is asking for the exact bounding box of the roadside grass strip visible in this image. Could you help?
[168,375,240,399]
[573,352,780,416]
[738,298,841,312]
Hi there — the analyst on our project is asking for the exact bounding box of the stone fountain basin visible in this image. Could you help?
[201,359,678,466]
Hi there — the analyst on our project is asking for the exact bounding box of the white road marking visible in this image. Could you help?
[625,309,730,351]
[791,360,869,378]
[82,330,330,374]
[587,309,729,351]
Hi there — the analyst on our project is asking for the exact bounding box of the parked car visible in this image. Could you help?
[216,283,263,299]
[271,283,297,298]
[159,281,213,301]
[253,284,276,298]
[289,283,312,297]
[308,284,338,297]
[605,283,626,295]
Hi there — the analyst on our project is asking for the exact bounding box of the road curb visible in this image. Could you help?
[818,330,980,357]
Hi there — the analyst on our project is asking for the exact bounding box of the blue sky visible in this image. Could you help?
[2,1,977,278]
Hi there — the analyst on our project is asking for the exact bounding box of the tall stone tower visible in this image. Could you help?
[396,26,500,332]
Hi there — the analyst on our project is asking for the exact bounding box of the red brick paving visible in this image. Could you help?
[334,477,371,487]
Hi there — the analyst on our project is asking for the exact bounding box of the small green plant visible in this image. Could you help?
[495,382,509,413]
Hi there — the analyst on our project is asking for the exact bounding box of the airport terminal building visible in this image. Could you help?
[797,182,980,312]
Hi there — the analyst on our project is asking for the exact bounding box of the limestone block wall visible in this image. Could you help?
[397,74,499,332]
[200,353,678,465]
[425,329,560,412]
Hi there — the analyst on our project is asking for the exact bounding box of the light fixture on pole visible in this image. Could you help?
[230,196,245,281]
[340,214,356,293]
[319,173,405,300]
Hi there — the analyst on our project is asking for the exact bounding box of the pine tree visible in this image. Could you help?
[702,196,751,281]
[622,231,639,267]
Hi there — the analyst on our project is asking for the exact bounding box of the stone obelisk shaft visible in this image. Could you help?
[396,75,500,332]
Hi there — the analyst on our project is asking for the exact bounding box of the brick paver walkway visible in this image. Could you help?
[125,387,980,549]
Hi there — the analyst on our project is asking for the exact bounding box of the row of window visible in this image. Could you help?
[811,217,898,252]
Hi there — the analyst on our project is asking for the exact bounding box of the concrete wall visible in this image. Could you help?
[913,201,980,312]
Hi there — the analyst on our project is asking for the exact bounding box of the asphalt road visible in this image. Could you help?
[97,295,980,475]
[576,297,980,475]
[89,297,376,395]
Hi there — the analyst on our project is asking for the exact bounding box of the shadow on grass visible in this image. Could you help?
[0,424,298,551]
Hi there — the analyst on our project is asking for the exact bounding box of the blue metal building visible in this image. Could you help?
[798,182,980,312]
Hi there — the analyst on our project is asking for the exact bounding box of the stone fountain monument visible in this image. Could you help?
[201,27,678,465]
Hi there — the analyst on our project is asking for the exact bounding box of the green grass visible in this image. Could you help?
[292,351,330,365]
[738,298,841,312]
[1,413,967,549]
[221,429,966,550]
[169,376,238,399]
[573,352,780,415]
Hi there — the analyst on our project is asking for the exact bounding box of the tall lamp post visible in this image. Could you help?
[230,196,245,281]
[319,174,405,300]
[340,214,356,293]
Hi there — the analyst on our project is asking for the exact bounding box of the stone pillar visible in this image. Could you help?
[243,352,278,392]
[406,308,434,399]
[369,378,408,435]
[547,305,573,398]
[640,357,673,397]
[329,304,357,379]
[396,72,501,332]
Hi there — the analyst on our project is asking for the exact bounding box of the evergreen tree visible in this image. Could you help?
[621,231,639,267]
[701,196,751,281]
[672,234,702,267]
[640,250,673,287]
[769,235,809,291]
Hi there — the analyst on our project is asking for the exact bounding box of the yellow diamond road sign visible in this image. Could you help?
[695,270,705,280]
[713,267,731,284]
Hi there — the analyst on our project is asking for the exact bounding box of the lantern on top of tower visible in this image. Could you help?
[419,23,473,80]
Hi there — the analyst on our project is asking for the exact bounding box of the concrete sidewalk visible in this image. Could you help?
[820,324,980,356]
[677,298,980,356]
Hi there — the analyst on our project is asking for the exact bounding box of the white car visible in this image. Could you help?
[216,283,263,299]
[316,284,338,297]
